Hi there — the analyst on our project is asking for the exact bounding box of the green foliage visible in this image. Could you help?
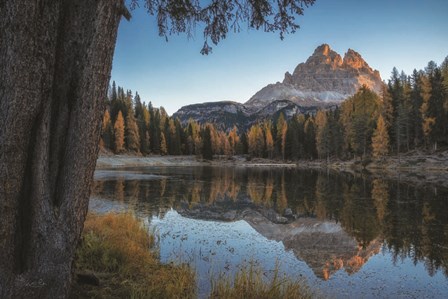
[341,86,379,158]
[105,58,447,160]
[125,111,140,152]
[202,125,213,160]
[132,0,315,55]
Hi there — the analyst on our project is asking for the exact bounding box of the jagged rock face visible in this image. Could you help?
[245,44,383,113]
[173,99,319,130]
[173,44,382,130]
[173,101,249,131]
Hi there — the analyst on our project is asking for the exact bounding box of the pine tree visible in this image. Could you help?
[372,115,390,159]
[304,118,317,159]
[202,126,213,160]
[114,111,125,153]
[341,86,379,158]
[315,110,330,160]
[125,110,140,152]
[101,110,114,150]
[420,73,435,149]
[284,117,299,160]
[160,132,168,155]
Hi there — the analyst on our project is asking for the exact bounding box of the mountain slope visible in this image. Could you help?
[173,44,383,129]
[245,44,383,113]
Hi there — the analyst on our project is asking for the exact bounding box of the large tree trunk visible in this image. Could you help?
[0,1,125,298]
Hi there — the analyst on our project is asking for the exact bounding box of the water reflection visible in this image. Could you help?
[92,167,448,280]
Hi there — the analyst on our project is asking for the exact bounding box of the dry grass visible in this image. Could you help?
[71,213,315,298]
[210,263,314,299]
[71,213,196,299]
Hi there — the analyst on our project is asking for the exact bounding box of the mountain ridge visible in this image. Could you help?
[173,44,383,129]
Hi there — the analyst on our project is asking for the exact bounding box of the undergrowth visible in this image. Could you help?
[71,213,195,298]
[210,263,314,299]
[71,212,314,299]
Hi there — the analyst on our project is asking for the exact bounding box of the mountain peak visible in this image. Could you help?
[314,43,331,56]
[305,44,342,68]
[343,48,367,69]
[246,44,383,113]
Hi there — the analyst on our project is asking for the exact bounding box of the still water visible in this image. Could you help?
[91,166,448,298]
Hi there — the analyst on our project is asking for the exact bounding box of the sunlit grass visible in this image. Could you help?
[210,262,314,299]
[71,212,196,298]
[71,212,315,298]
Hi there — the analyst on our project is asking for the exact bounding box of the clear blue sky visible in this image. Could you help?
[112,0,448,115]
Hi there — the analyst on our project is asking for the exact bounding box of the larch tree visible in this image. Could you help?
[372,115,390,159]
[114,111,126,153]
[0,0,315,297]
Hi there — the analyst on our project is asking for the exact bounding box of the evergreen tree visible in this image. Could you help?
[151,109,161,154]
[315,110,330,160]
[285,117,299,160]
[125,111,140,152]
[238,132,249,155]
[304,118,317,159]
[114,111,125,153]
[160,132,168,155]
[341,86,379,158]
[101,110,114,150]
[202,126,213,160]
[275,113,287,159]
[420,73,435,149]
[410,70,424,147]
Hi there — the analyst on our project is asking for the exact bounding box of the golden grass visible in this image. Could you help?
[71,212,196,299]
[71,213,315,299]
[210,263,314,299]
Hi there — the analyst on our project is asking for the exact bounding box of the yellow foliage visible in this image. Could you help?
[210,263,313,299]
[72,213,195,299]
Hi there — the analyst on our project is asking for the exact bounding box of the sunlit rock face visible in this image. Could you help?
[245,44,383,113]
[173,44,383,129]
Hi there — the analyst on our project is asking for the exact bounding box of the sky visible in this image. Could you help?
[112,0,448,115]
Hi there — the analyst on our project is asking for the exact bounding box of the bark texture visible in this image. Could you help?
[0,1,124,297]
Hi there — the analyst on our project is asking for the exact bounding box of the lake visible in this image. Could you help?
[91,166,448,298]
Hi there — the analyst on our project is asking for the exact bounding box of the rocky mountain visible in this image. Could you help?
[245,44,383,113]
[173,44,382,129]
[174,99,320,131]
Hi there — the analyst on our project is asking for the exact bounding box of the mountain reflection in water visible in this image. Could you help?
[91,166,448,297]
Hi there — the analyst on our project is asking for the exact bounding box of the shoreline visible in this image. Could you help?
[96,152,448,188]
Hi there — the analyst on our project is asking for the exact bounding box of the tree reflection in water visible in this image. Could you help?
[92,167,448,279]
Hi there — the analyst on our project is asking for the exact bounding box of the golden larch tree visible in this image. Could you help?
[114,111,125,153]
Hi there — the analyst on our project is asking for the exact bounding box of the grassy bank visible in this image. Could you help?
[71,213,315,299]
[210,263,313,299]
[70,213,195,298]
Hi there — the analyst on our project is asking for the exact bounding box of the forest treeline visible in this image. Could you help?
[101,57,448,160]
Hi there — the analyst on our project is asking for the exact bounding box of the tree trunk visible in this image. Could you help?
[0,1,125,298]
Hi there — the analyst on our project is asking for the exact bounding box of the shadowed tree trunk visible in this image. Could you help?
[0,1,126,297]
